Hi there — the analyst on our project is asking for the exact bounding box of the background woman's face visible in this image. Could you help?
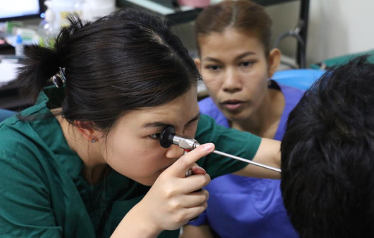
[197,28,270,122]
[101,88,200,186]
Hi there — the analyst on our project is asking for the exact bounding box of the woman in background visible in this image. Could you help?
[183,1,303,237]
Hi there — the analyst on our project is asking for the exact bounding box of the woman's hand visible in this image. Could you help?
[112,143,214,238]
[142,143,214,230]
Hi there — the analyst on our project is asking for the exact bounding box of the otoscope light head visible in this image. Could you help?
[160,126,200,150]
[160,126,175,148]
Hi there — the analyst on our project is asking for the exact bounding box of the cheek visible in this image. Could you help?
[104,137,166,182]
[202,74,222,94]
[104,137,144,172]
[205,82,220,98]
[243,70,269,92]
[201,68,221,83]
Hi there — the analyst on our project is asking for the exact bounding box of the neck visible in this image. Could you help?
[230,88,284,138]
[83,164,110,185]
[54,111,108,185]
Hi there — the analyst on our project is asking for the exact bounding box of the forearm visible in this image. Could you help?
[234,138,281,179]
[111,203,161,238]
[182,225,214,238]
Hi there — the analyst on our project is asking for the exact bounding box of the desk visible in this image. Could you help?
[0,53,33,111]
[117,0,309,68]
[0,79,33,111]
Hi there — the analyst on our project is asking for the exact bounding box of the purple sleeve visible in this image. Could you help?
[187,209,209,226]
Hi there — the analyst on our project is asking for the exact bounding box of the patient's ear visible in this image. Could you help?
[268,48,281,78]
[194,58,201,72]
[74,121,100,142]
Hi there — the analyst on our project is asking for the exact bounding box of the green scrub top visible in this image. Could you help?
[0,88,261,238]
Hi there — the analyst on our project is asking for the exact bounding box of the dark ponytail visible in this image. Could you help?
[18,45,59,100]
[19,14,87,101]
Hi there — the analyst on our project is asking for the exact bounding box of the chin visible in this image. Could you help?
[227,110,252,121]
[225,112,246,121]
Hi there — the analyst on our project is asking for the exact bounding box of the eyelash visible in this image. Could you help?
[206,61,255,70]
[240,61,255,67]
[207,65,221,70]
[148,119,199,141]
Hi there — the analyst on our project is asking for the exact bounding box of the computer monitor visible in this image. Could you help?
[0,0,45,22]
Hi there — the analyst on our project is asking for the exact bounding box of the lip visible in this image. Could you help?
[221,99,245,111]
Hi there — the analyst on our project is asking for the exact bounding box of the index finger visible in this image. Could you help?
[168,143,215,178]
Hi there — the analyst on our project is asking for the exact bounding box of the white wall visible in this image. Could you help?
[267,0,374,65]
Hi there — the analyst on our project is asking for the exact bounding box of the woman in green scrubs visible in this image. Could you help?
[0,8,280,238]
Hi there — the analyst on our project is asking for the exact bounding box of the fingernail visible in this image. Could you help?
[203,143,214,151]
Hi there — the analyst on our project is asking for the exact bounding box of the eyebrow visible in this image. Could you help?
[203,52,255,63]
[143,112,201,129]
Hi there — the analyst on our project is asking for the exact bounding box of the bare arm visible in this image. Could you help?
[181,225,215,238]
[233,138,281,179]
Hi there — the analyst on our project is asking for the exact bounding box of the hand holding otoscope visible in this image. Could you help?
[158,126,280,222]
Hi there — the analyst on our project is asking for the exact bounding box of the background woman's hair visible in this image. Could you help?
[17,8,200,134]
[194,0,272,56]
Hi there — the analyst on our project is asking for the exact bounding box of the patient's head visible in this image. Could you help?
[281,55,374,238]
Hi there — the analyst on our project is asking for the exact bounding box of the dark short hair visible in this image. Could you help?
[18,8,200,133]
[281,55,374,238]
[194,0,272,56]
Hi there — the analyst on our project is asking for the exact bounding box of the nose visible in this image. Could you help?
[165,144,184,160]
[222,68,242,93]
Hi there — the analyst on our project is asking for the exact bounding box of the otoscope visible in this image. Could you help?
[159,126,280,222]
[159,126,281,173]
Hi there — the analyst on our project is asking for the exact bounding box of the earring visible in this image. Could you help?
[91,139,97,143]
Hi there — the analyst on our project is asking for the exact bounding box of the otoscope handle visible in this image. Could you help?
[183,149,201,222]
[160,127,203,222]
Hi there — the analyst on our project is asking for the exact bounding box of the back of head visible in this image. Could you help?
[281,55,374,238]
[194,0,272,56]
[18,8,200,133]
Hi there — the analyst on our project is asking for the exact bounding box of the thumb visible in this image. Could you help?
[168,143,214,178]
[190,163,206,175]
